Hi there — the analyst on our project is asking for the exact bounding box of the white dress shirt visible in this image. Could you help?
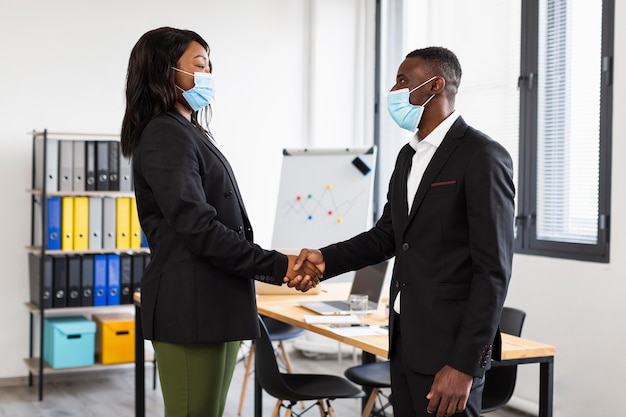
[394,111,460,314]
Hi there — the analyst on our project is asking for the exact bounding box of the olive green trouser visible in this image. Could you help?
[152,340,240,417]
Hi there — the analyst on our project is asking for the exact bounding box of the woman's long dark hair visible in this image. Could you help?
[120,27,210,157]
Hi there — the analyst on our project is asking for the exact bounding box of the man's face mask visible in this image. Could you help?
[172,67,215,111]
[387,76,437,131]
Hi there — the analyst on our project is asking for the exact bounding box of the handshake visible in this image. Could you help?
[283,249,325,292]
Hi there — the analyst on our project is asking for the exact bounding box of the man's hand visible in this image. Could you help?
[283,255,322,292]
[293,248,325,274]
[426,365,473,417]
[284,249,326,292]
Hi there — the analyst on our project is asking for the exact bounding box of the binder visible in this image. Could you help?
[108,141,120,191]
[80,254,94,307]
[120,253,132,304]
[58,140,73,192]
[96,141,110,190]
[61,197,74,251]
[47,197,61,250]
[85,141,96,191]
[67,255,81,307]
[93,254,107,307]
[116,197,131,249]
[88,197,103,250]
[73,197,89,250]
[33,196,42,248]
[34,137,59,192]
[119,155,132,192]
[106,253,121,306]
[28,253,53,309]
[73,140,86,191]
[131,253,145,295]
[130,198,141,249]
[52,255,67,308]
[102,197,116,249]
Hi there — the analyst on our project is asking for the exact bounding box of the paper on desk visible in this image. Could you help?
[303,314,361,324]
[330,326,388,337]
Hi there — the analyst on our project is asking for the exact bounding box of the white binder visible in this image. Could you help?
[88,196,103,250]
[102,197,117,249]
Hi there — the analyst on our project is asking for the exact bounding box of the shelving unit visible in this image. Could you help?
[27,129,152,400]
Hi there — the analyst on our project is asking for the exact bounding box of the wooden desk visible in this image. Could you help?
[255,283,556,417]
[134,285,556,417]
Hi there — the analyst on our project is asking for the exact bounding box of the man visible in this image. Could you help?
[290,47,515,417]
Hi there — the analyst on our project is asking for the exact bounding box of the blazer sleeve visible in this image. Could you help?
[137,120,287,284]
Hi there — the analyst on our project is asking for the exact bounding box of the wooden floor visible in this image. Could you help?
[0,341,531,417]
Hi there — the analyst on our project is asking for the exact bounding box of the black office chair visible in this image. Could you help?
[255,315,365,417]
[481,306,527,414]
[238,316,305,415]
[344,360,392,417]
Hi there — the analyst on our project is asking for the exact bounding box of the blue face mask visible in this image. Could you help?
[172,68,215,111]
[387,76,437,131]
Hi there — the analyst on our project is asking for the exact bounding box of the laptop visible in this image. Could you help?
[299,261,388,315]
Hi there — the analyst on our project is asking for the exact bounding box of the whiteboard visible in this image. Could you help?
[271,147,376,250]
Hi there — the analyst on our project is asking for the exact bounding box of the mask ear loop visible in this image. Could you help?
[422,93,436,107]
[172,67,194,77]
[408,75,439,94]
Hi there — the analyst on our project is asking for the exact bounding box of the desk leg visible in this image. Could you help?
[135,304,145,417]
[255,372,262,417]
[539,358,554,417]
[361,351,376,410]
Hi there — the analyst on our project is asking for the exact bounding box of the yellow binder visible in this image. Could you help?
[61,197,74,250]
[130,198,141,249]
[73,197,89,250]
[116,197,131,250]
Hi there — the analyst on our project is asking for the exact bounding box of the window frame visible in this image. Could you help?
[514,0,614,262]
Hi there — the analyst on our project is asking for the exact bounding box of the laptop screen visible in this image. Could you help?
[349,261,388,305]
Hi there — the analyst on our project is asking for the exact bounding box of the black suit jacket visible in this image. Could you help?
[320,117,515,377]
[133,110,287,344]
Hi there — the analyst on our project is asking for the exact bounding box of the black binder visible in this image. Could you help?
[131,253,145,295]
[28,253,53,309]
[67,255,81,307]
[85,141,96,191]
[120,253,132,304]
[108,141,120,191]
[96,141,109,191]
[52,255,68,308]
[81,254,94,306]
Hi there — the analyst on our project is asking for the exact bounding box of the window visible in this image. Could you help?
[517,0,613,261]
[382,0,614,262]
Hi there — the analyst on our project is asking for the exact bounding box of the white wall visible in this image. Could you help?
[1,1,625,416]
[0,0,374,380]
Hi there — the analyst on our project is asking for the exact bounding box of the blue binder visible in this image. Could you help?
[106,253,121,306]
[93,254,107,306]
[47,197,61,250]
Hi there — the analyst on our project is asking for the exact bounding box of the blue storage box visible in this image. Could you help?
[43,316,96,368]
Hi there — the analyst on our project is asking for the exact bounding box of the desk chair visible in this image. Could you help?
[344,360,391,417]
[238,316,305,415]
[256,315,365,417]
[481,306,527,414]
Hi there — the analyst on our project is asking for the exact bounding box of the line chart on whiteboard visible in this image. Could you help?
[279,184,366,223]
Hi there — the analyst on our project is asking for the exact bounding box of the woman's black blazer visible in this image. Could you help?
[133,110,287,343]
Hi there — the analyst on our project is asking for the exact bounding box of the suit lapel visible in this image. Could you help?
[169,111,250,220]
[405,117,468,228]
[202,134,251,221]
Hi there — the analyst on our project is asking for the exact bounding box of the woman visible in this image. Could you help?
[120,27,320,417]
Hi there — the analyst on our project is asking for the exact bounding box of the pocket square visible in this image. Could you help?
[430,180,457,187]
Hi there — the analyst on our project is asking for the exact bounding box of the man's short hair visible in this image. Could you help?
[406,47,462,96]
